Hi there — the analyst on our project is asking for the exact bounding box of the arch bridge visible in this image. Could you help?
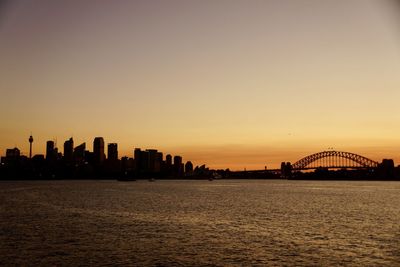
[291,151,379,170]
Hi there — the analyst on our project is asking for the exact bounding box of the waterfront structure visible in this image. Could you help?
[93,137,105,165]
[291,150,379,170]
[108,143,118,161]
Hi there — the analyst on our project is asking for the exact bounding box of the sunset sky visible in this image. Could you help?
[1,0,400,170]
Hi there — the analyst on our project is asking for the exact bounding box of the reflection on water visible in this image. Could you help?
[1,180,400,266]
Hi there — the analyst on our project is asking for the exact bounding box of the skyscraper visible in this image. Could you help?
[155,152,163,173]
[134,148,142,171]
[107,143,118,161]
[46,140,55,161]
[174,155,183,177]
[166,154,172,167]
[93,137,105,165]
[73,143,86,164]
[185,161,193,175]
[146,149,158,172]
[63,137,74,162]
[165,154,173,175]
[140,150,149,172]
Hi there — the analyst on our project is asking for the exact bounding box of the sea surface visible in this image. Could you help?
[1,180,400,266]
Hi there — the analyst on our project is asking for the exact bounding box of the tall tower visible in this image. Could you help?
[28,135,33,158]
[107,143,118,161]
[46,140,55,161]
[93,137,105,165]
[63,137,74,162]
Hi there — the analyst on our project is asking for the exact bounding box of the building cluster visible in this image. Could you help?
[0,135,212,179]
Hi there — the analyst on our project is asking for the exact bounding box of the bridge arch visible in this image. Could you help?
[292,151,379,170]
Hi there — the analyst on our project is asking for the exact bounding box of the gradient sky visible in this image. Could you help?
[1,0,400,170]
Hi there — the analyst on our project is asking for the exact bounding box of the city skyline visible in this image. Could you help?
[2,134,399,171]
[1,1,400,170]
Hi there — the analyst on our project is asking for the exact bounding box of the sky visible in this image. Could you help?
[1,0,400,170]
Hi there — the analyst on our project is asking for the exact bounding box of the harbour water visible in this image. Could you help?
[1,180,400,266]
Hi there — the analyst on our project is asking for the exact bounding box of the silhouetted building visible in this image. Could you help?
[140,150,149,172]
[64,138,74,162]
[4,148,21,165]
[93,137,105,165]
[121,157,134,172]
[32,154,45,176]
[85,151,94,165]
[174,155,183,177]
[73,143,86,164]
[134,148,142,171]
[155,152,163,173]
[378,159,395,179]
[147,149,158,172]
[6,147,20,159]
[108,143,118,161]
[46,141,56,161]
[185,161,193,176]
[166,154,172,167]
[32,154,45,162]
[193,164,210,176]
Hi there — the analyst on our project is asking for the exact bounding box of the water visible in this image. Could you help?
[1,180,400,266]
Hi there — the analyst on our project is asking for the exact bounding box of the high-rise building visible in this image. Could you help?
[93,137,105,165]
[146,149,158,172]
[155,152,163,173]
[134,148,141,171]
[46,141,55,161]
[73,143,86,164]
[166,154,172,167]
[185,161,193,175]
[174,155,183,177]
[63,138,74,162]
[140,150,149,172]
[164,154,173,175]
[108,143,118,161]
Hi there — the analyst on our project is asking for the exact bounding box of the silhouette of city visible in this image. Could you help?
[1,135,400,180]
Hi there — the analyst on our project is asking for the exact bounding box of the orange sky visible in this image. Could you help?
[1,0,400,170]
